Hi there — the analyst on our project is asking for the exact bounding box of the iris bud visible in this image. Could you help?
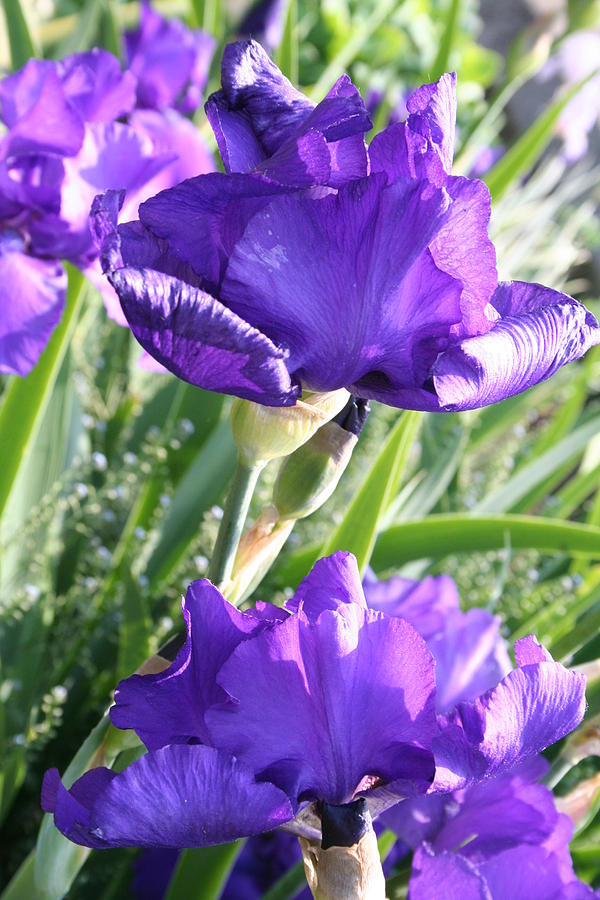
[273,398,370,521]
[230,389,350,466]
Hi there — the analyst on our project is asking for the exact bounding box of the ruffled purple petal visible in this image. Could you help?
[254,129,331,186]
[285,551,367,620]
[363,574,459,640]
[110,580,273,748]
[57,49,137,122]
[369,73,457,189]
[221,173,460,402]
[42,745,294,849]
[125,3,215,113]
[433,642,586,791]
[207,602,437,805]
[138,172,290,293]
[433,282,600,411]
[0,60,84,158]
[0,230,67,376]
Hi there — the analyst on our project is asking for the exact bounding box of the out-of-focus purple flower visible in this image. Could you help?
[383,757,595,898]
[0,10,216,376]
[97,40,600,409]
[542,30,600,162]
[238,0,286,53]
[124,1,215,115]
[42,552,585,853]
[467,144,505,178]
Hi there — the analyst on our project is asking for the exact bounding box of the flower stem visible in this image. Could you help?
[207,456,264,588]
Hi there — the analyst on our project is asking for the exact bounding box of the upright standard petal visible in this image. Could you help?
[58,49,137,122]
[285,551,367,620]
[42,745,294,849]
[222,173,461,404]
[111,580,269,748]
[433,282,600,411]
[433,642,586,791]
[207,602,437,805]
[0,231,67,376]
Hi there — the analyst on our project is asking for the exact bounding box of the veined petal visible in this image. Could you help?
[207,603,437,805]
[285,551,367,620]
[433,644,586,791]
[42,745,293,849]
[0,231,66,376]
[111,580,271,748]
[109,264,298,405]
[433,282,600,411]
[410,846,490,899]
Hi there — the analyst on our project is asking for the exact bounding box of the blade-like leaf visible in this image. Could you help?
[1,0,37,68]
[321,412,421,575]
[165,843,243,900]
[276,0,298,83]
[430,0,461,81]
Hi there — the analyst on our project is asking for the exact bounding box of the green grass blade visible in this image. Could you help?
[473,413,600,515]
[370,514,600,571]
[1,0,37,68]
[0,267,84,522]
[276,0,298,83]
[262,860,307,900]
[484,71,598,200]
[321,412,421,575]
[165,843,243,900]
[430,0,461,80]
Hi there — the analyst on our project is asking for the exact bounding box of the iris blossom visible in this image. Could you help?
[42,552,585,857]
[0,5,214,376]
[96,39,600,409]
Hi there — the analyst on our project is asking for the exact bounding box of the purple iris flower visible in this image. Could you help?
[383,758,596,898]
[96,39,600,410]
[124,1,215,115]
[41,552,585,854]
[0,8,215,377]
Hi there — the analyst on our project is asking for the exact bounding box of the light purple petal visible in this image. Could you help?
[207,603,437,804]
[363,574,459,640]
[221,173,461,404]
[0,231,67,376]
[285,551,367,620]
[433,645,587,791]
[238,0,286,52]
[433,281,600,411]
[42,745,294,848]
[428,609,512,713]
[514,635,553,667]
[57,49,137,122]
[111,579,269,748]
[410,845,489,899]
[478,843,594,899]
[0,60,84,158]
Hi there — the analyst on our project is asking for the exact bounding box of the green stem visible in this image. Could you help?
[207,457,263,587]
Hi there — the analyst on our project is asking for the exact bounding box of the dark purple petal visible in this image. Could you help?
[109,263,297,404]
[216,40,314,156]
[221,174,461,404]
[205,91,266,172]
[207,603,437,805]
[433,645,586,791]
[42,745,294,849]
[433,282,600,411]
[254,129,331,187]
[428,609,511,713]
[285,551,367,620]
[410,845,487,899]
[139,172,290,292]
[125,2,215,113]
[111,579,282,748]
[57,49,137,122]
[0,231,67,376]
[0,60,84,157]
[363,574,459,640]
[0,155,64,218]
